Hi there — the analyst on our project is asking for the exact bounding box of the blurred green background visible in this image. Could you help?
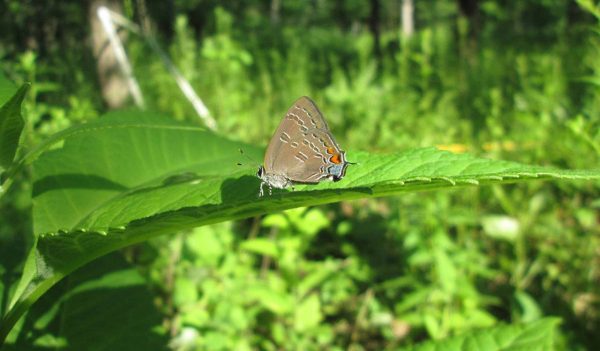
[1,0,599,350]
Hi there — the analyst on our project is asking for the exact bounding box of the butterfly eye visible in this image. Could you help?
[257,166,264,177]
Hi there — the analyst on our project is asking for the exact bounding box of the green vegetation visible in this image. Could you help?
[1,1,599,350]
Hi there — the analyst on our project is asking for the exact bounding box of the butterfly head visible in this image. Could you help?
[256,165,265,179]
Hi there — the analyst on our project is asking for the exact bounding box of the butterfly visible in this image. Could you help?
[257,96,350,196]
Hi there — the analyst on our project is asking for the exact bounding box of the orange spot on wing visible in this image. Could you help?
[326,147,335,154]
[330,153,342,164]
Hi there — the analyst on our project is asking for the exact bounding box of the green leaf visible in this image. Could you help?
[30,110,255,236]
[4,253,167,350]
[246,285,293,315]
[2,110,599,343]
[514,291,542,323]
[0,82,29,173]
[174,277,199,307]
[294,294,322,331]
[240,238,279,258]
[0,73,17,106]
[297,260,340,298]
[400,318,560,351]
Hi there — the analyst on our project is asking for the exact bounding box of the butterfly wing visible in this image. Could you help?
[264,97,324,170]
[264,96,347,183]
[282,129,347,183]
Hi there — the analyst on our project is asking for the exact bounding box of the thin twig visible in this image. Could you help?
[97,6,217,130]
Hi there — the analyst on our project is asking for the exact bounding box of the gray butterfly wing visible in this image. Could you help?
[281,129,346,183]
[291,96,345,152]
[264,96,330,173]
[264,97,346,183]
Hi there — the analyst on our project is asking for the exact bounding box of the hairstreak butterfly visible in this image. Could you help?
[257,96,349,196]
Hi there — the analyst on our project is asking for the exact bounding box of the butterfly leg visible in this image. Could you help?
[258,181,274,197]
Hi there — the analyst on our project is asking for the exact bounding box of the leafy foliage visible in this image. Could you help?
[1,106,598,347]
[1,1,600,350]
[400,318,560,351]
[4,252,167,350]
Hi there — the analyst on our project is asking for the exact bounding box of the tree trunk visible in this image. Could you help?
[89,0,130,109]
[270,0,281,24]
[457,0,480,40]
[135,0,152,34]
[401,0,414,37]
[369,0,382,65]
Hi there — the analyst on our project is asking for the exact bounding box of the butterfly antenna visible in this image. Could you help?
[237,148,260,167]
[345,153,358,165]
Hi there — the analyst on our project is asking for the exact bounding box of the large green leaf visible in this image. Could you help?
[5,253,167,350]
[1,110,599,343]
[400,318,560,351]
[30,112,599,237]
